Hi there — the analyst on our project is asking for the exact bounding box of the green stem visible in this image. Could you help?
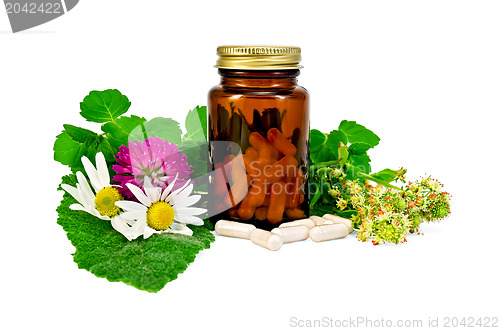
[310,204,356,216]
[357,172,401,190]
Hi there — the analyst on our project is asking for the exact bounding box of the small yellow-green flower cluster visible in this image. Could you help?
[350,176,451,245]
[352,185,414,245]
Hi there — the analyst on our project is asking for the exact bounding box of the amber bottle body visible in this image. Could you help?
[208,69,309,229]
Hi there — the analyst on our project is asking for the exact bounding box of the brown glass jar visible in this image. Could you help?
[208,46,309,229]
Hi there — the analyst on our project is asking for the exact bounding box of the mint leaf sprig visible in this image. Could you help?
[54,90,145,173]
[53,89,202,175]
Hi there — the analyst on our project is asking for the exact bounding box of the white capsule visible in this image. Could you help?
[215,220,256,239]
[271,225,309,243]
[279,218,315,229]
[309,224,349,242]
[250,229,283,251]
[309,215,327,226]
[309,215,335,226]
[322,214,354,233]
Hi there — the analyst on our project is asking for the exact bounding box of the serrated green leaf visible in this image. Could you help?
[80,89,131,123]
[310,130,336,164]
[96,138,116,163]
[370,168,398,182]
[129,117,182,145]
[348,142,372,155]
[54,131,86,172]
[325,130,348,159]
[101,115,147,149]
[350,153,371,174]
[310,130,333,164]
[63,125,98,144]
[184,106,207,142]
[55,128,117,174]
[181,141,208,178]
[338,120,380,147]
[57,175,215,293]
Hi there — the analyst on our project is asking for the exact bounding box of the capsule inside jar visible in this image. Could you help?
[209,45,309,229]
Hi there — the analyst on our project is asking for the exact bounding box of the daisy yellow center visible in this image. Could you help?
[147,201,175,231]
[94,187,123,217]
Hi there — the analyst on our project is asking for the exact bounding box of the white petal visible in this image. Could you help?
[168,178,191,201]
[143,176,153,187]
[160,174,179,201]
[124,218,137,227]
[173,194,201,208]
[95,152,110,187]
[174,207,207,216]
[88,208,110,220]
[125,183,152,207]
[143,226,157,239]
[81,155,103,191]
[145,186,161,203]
[76,171,96,205]
[61,184,80,201]
[131,218,147,236]
[111,215,137,241]
[70,202,100,218]
[171,186,195,206]
[168,222,193,236]
[115,200,148,213]
[121,211,147,221]
[168,182,193,204]
[69,203,86,211]
[174,214,204,226]
[143,177,161,203]
[92,210,111,220]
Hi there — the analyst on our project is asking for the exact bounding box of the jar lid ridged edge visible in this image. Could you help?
[215,45,302,70]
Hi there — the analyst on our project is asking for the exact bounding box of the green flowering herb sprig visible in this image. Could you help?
[309,121,451,245]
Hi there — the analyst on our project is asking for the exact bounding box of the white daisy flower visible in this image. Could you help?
[61,152,139,241]
[115,176,206,239]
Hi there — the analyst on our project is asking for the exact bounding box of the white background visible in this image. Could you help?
[1,1,499,330]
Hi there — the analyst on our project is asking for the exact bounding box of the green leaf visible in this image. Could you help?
[370,168,398,182]
[325,130,348,159]
[345,164,364,181]
[101,115,147,149]
[63,125,98,144]
[350,153,372,174]
[181,141,208,178]
[348,142,372,155]
[310,129,327,154]
[80,89,131,123]
[310,183,322,206]
[338,120,380,147]
[184,106,207,142]
[57,175,215,293]
[310,130,336,164]
[95,138,116,164]
[129,117,182,145]
[314,147,336,164]
[55,126,117,173]
[54,131,86,172]
[338,142,349,167]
